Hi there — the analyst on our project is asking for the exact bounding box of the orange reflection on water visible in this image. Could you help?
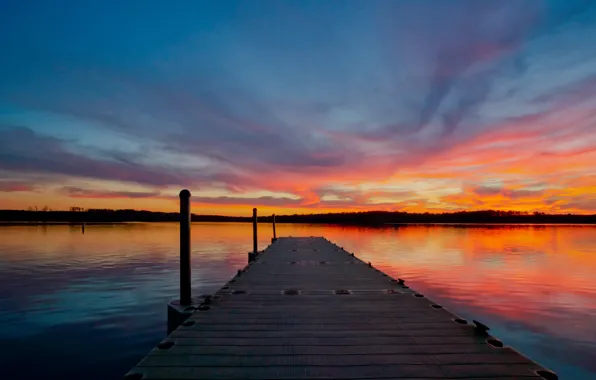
[297,224,596,345]
[0,222,271,271]
[1,223,595,377]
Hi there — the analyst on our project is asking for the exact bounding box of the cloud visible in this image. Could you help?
[398,1,540,134]
[440,180,596,214]
[193,195,302,207]
[0,126,191,187]
[0,126,255,191]
[472,186,502,197]
[470,185,545,200]
[0,181,38,192]
[188,188,420,210]
[563,195,596,213]
[60,186,162,199]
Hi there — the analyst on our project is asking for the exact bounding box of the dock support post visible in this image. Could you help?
[252,208,258,252]
[249,208,258,262]
[180,189,192,305]
[167,189,197,334]
[271,214,277,243]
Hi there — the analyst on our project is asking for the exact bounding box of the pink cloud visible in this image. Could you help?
[0,181,38,192]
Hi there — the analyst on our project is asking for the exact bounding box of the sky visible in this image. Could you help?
[1,0,596,216]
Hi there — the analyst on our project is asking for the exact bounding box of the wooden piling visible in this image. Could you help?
[252,208,258,253]
[179,189,191,306]
[272,214,277,241]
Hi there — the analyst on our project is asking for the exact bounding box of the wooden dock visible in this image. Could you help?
[125,236,557,380]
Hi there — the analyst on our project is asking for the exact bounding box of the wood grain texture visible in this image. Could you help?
[125,237,554,380]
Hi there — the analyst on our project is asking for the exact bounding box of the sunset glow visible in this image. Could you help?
[1,1,596,215]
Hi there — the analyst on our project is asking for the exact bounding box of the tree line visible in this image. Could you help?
[1,208,595,224]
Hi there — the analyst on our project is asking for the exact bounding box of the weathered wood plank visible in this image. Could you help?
[139,352,533,367]
[174,322,471,330]
[169,329,479,338]
[138,354,437,366]
[128,364,446,379]
[148,344,506,356]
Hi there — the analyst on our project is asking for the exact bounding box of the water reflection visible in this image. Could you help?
[0,223,595,379]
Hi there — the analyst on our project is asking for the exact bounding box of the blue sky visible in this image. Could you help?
[1,0,596,214]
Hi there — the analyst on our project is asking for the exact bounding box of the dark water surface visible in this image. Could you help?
[0,223,595,379]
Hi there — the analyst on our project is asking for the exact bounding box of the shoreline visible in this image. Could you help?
[2,220,595,227]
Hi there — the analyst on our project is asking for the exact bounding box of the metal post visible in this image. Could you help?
[179,189,191,305]
[252,208,258,253]
[272,214,277,240]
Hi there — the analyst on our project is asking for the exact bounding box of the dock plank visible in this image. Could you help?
[125,237,555,380]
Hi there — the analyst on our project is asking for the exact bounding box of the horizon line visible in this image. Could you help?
[2,208,595,218]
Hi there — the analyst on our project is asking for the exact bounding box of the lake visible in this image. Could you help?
[0,223,595,379]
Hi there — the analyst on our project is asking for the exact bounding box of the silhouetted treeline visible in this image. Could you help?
[262,210,596,225]
[0,209,250,223]
[1,209,595,224]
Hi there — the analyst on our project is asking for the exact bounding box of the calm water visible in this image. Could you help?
[0,223,595,379]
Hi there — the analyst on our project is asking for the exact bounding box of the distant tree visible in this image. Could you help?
[1,207,594,224]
